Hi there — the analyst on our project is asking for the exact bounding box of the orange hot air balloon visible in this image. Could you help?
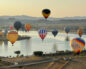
[25,24,31,31]
[77,28,83,37]
[6,31,18,45]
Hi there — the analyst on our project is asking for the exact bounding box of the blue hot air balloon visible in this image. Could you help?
[64,27,70,34]
[52,29,58,37]
[4,29,8,36]
[14,21,22,31]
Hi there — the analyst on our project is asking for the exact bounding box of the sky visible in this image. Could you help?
[0,0,86,18]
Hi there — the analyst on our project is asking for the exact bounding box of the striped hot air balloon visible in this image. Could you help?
[38,29,47,40]
[70,38,85,54]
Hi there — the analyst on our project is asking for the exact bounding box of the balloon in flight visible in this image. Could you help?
[52,29,58,37]
[10,26,14,30]
[6,31,18,45]
[14,21,22,31]
[4,29,8,36]
[70,38,85,54]
[42,9,51,19]
[77,28,83,37]
[38,29,47,40]
[25,24,31,31]
[64,27,70,34]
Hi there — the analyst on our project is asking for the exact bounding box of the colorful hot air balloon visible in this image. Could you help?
[42,9,51,19]
[77,28,83,37]
[6,31,18,45]
[10,26,14,30]
[39,29,47,40]
[70,38,85,54]
[25,24,31,31]
[52,29,58,37]
[14,21,22,31]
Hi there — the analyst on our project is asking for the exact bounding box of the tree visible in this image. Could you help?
[14,51,21,57]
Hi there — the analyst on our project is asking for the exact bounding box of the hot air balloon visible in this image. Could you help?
[64,27,70,41]
[9,26,14,30]
[77,28,83,37]
[42,9,51,19]
[64,27,70,34]
[38,29,47,40]
[25,24,31,31]
[14,21,22,31]
[4,29,8,36]
[52,29,58,37]
[70,38,85,54]
[6,31,18,45]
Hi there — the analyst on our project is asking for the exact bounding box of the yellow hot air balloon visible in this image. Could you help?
[6,31,18,45]
[77,28,83,37]
[25,24,31,31]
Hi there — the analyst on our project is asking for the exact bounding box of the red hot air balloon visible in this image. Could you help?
[38,29,47,40]
[10,26,14,30]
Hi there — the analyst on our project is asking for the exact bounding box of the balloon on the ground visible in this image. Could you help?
[64,27,70,34]
[38,29,47,40]
[25,24,31,31]
[70,38,85,54]
[9,26,14,30]
[52,29,58,37]
[14,21,22,31]
[77,28,83,37]
[6,31,18,45]
[42,9,51,19]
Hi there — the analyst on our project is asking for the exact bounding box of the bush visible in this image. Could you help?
[34,51,43,56]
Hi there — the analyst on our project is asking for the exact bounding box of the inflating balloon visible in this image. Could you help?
[64,27,70,34]
[77,28,83,37]
[52,29,58,37]
[6,31,18,45]
[42,9,51,19]
[70,38,85,54]
[14,21,22,31]
[39,29,47,40]
[25,24,31,31]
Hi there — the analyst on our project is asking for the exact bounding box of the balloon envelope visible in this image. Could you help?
[77,28,83,37]
[39,29,47,40]
[70,38,85,54]
[64,27,70,34]
[6,31,18,45]
[42,9,51,19]
[14,21,22,31]
[25,24,31,31]
[52,29,58,37]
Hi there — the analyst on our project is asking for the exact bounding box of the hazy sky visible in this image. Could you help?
[0,0,86,17]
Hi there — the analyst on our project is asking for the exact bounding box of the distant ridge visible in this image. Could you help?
[0,15,86,20]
